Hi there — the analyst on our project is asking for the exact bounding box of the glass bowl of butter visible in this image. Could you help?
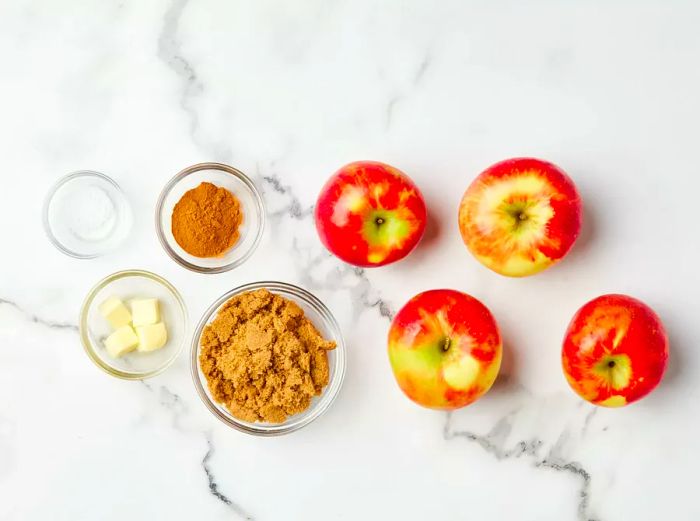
[79,270,188,379]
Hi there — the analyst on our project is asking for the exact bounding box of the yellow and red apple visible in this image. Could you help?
[315,161,427,267]
[562,294,669,407]
[388,289,502,409]
[458,157,582,277]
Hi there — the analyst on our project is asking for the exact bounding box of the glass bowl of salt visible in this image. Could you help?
[43,171,132,258]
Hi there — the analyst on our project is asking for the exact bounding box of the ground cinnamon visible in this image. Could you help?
[171,182,242,257]
[199,289,336,423]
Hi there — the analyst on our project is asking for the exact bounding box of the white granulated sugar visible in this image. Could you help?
[62,185,117,241]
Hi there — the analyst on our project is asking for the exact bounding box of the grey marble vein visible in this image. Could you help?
[413,51,432,85]
[158,385,187,430]
[444,412,597,521]
[580,407,598,438]
[2,296,252,517]
[259,172,395,321]
[385,94,400,130]
[261,174,314,220]
[202,433,254,520]
[0,297,78,332]
[158,0,201,134]
[537,458,593,521]
[385,50,432,130]
[290,238,395,321]
[443,411,542,460]
[538,430,595,520]
[157,0,230,161]
[349,266,395,320]
[137,381,253,518]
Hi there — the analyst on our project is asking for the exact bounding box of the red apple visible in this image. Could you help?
[458,157,582,277]
[388,289,502,409]
[562,294,669,407]
[315,161,427,267]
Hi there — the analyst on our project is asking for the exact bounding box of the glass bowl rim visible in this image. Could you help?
[43,170,131,259]
[154,162,266,274]
[191,281,347,436]
[79,269,188,380]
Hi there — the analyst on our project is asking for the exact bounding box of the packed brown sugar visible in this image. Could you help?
[199,288,336,423]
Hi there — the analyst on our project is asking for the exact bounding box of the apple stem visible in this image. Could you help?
[375,217,384,225]
[442,338,451,352]
[608,360,616,368]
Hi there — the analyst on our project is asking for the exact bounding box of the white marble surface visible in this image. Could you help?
[1,1,699,519]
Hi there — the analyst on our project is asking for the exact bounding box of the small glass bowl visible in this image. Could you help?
[191,281,346,436]
[80,270,188,380]
[43,171,132,259]
[155,162,265,274]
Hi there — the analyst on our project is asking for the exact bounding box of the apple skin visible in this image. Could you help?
[388,289,502,410]
[458,157,582,277]
[562,294,669,407]
[315,161,427,267]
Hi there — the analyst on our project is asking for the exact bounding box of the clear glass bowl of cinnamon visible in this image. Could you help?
[155,162,265,274]
[191,281,347,436]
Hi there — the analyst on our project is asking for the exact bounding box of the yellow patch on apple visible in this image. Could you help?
[331,185,367,226]
[479,249,552,279]
[442,355,481,390]
[475,173,553,221]
[599,395,627,407]
[370,182,388,202]
[367,251,387,264]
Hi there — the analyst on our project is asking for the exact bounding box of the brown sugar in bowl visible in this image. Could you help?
[191,281,346,436]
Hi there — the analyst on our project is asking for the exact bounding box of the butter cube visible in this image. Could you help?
[98,296,132,329]
[131,298,160,326]
[104,325,139,358]
[136,322,168,352]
